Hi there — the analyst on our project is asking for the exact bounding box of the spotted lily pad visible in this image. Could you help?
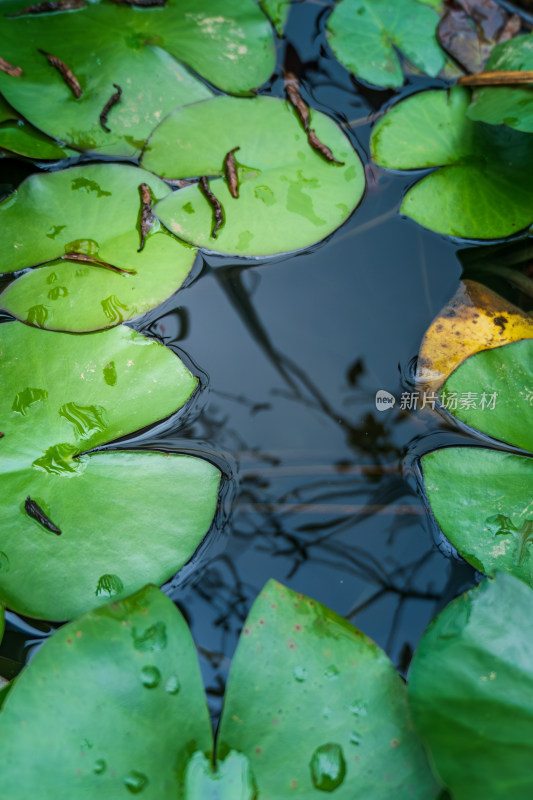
[216,580,440,798]
[0,321,220,619]
[409,573,533,800]
[0,164,197,332]
[371,86,533,239]
[421,338,533,585]
[0,581,440,798]
[467,34,533,133]
[0,94,75,159]
[144,96,365,257]
[326,0,445,89]
[0,0,274,157]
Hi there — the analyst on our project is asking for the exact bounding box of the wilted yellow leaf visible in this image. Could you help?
[417,279,533,389]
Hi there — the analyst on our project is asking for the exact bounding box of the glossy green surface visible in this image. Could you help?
[443,339,533,453]
[409,574,533,800]
[260,0,291,35]
[0,94,75,159]
[0,321,197,457]
[0,322,221,620]
[0,164,197,331]
[0,0,274,156]
[146,96,365,257]
[0,586,213,798]
[217,580,440,798]
[468,35,533,133]
[326,0,444,89]
[371,87,533,239]
[423,448,533,583]
[422,340,533,583]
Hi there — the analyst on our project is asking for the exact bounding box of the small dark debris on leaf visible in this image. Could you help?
[308,129,344,165]
[25,496,62,535]
[164,178,194,189]
[0,432,4,438]
[38,48,82,97]
[284,70,344,164]
[224,147,240,199]
[5,0,86,17]
[0,55,23,77]
[137,182,154,253]
[284,70,310,131]
[61,252,135,275]
[99,83,122,132]
[199,176,224,239]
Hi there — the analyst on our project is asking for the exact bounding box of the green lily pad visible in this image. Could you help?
[467,35,533,134]
[326,0,445,89]
[260,0,291,35]
[371,86,533,239]
[0,164,197,332]
[216,580,439,798]
[0,585,214,798]
[0,94,75,159]
[409,573,533,800]
[421,339,533,585]
[145,96,365,257]
[0,321,221,619]
[0,0,274,157]
[0,581,440,797]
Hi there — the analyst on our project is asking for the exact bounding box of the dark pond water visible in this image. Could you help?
[0,0,480,720]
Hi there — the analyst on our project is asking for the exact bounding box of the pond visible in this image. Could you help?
[1,0,533,796]
[0,0,477,705]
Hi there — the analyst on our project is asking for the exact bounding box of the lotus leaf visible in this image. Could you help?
[0,94,75,159]
[371,86,533,239]
[144,96,365,257]
[0,0,275,156]
[409,573,533,800]
[0,581,440,798]
[467,34,533,133]
[0,321,220,619]
[260,0,291,35]
[326,0,445,89]
[0,163,197,332]
[421,338,533,584]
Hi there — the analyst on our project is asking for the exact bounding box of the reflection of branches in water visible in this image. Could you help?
[213,265,408,460]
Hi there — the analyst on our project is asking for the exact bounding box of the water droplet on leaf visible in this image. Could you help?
[348,700,367,717]
[95,574,124,598]
[324,665,339,679]
[124,770,148,794]
[93,758,107,774]
[349,731,362,746]
[165,674,180,694]
[140,665,161,689]
[293,665,308,682]
[310,743,346,792]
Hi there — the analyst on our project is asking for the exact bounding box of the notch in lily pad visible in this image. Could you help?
[143,96,365,257]
[0,163,198,332]
[371,86,533,239]
[326,0,445,89]
[0,0,274,156]
[0,581,440,798]
[0,321,221,620]
[417,287,533,586]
